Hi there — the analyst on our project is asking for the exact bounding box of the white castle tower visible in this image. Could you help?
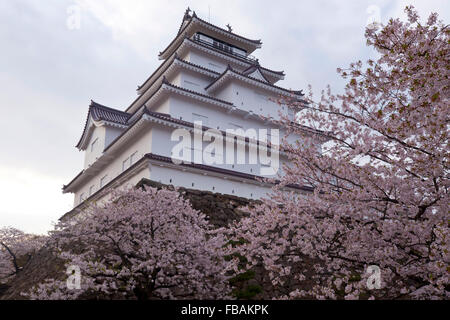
[62,9,316,217]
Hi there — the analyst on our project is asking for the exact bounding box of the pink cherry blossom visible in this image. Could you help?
[26,186,234,300]
[0,227,46,284]
[229,6,449,300]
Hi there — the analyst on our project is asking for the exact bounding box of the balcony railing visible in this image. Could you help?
[192,34,257,63]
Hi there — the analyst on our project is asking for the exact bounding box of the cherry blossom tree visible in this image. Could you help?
[229,6,449,299]
[0,227,46,284]
[27,186,234,300]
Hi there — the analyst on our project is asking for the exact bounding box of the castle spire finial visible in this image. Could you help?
[184,7,191,18]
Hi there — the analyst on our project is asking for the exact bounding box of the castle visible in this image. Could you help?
[62,9,318,218]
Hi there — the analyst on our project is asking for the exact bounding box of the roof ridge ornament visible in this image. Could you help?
[161,75,169,84]
[226,23,233,32]
[192,11,197,18]
[183,7,191,20]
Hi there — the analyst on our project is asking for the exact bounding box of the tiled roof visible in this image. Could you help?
[75,101,130,149]
[160,11,262,58]
[61,151,314,220]
[186,38,284,76]
[205,65,305,98]
[136,55,218,92]
[192,13,262,45]
[89,101,130,124]
[241,64,271,83]
[161,78,233,106]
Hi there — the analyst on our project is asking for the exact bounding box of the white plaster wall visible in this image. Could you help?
[169,72,182,87]
[152,97,171,114]
[215,82,292,121]
[178,69,211,94]
[105,126,125,148]
[149,165,272,199]
[149,122,289,178]
[84,125,106,170]
[74,126,153,206]
[85,166,151,209]
[186,48,247,74]
[168,95,291,144]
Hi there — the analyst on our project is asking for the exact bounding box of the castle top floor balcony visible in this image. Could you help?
[192,33,258,64]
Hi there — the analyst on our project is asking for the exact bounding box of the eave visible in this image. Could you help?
[60,151,314,221]
[128,56,221,114]
[127,38,286,114]
[137,55,219,95]
[182,38,284,81]
[205,66,305,101]
[159,13,262,60]
[64,101,326,195]
[76,101,130,150]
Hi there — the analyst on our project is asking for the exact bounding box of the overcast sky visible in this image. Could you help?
[0,0,447,235]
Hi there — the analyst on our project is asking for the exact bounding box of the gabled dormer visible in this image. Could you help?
[76,101,130,168]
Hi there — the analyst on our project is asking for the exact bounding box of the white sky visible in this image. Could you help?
[0,0,448,235]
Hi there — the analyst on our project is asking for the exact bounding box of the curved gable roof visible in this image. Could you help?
[205,65,305,98]
[159,11,262,60]
[75,101,130,150]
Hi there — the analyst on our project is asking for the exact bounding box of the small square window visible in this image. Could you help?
[130,152,138,165]
[91,138,98,152]
[100,175,108,188]
[122,157,130,172]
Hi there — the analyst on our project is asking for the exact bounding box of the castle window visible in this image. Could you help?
[89,185,95,196]
[192,182,195,187]
[208,62,221,71]
[192,113,209,125]
[170,179,172,183]
[100,175,108,188]
[184,80,200,87]
[91,138,98,152]
[79,193,85,204]
[130,151,138,165]
[228,122,243,130]
[212,186,215,191]
[122,157,130,172]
